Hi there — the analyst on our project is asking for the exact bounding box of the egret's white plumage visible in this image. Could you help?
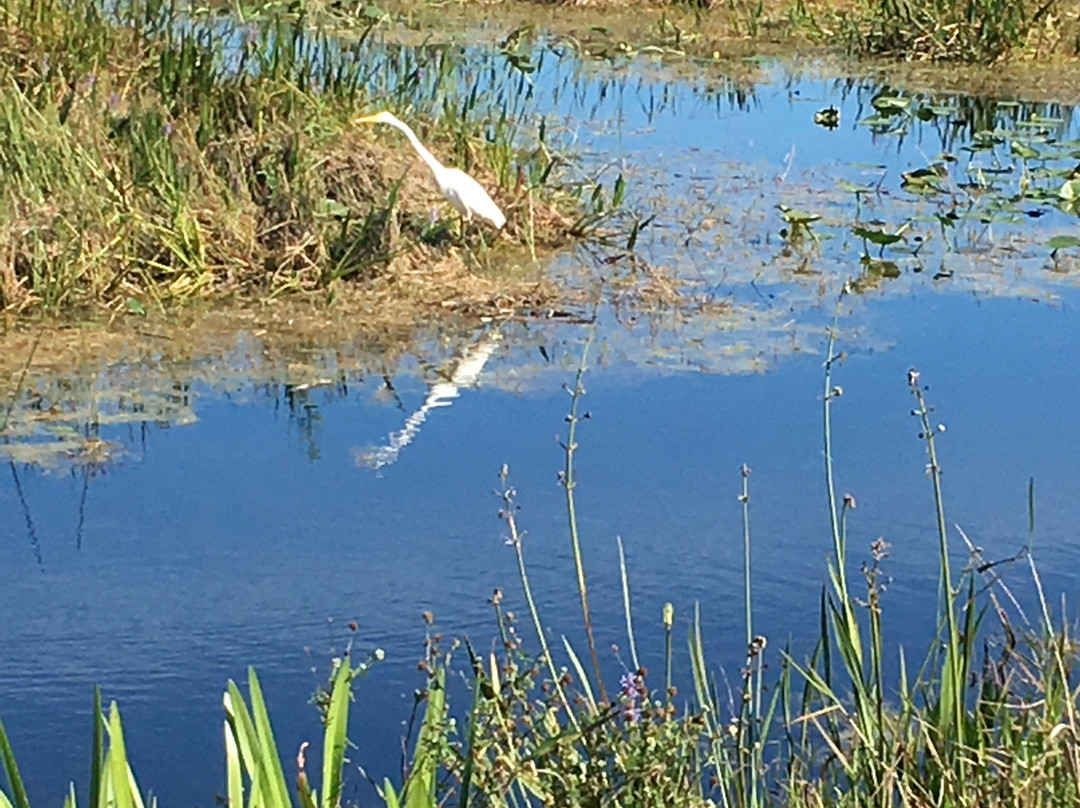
[354,111,507,230]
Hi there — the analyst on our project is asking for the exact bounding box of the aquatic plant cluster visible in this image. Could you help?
[777,86,1080,289]
[0,0,614,312]
[3,300,1079,808]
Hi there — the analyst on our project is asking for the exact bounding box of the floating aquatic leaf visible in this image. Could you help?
[870,95,909,114]
[858,114,898,128]
[779,208,821,225]
[901,165,945,194]
[1058,179,1080,201]
[837,179,873,194]
[853,224,908,246]
[1046,235,1080,250]
[1010,141,1040,160]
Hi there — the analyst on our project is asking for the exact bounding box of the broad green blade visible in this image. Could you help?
[225,718,243,808]
[0,720,30,808]
[106,703,135,808]
[381,779,401,808]
[224,684,270,808]
[320,659,352,808]
[561,638,596,714]
[246,669,292,808]
[405,669,445,808]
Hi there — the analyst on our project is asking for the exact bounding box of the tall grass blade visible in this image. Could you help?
[562,637,598,714]
[0,721,30,808]
[404,668,444,808]
[321,659,352,808]
[246,668,292,808]
[617,535,639,672]
[105,702,140,808]
[224,714,243,808]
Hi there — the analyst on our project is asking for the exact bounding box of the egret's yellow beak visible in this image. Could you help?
[353,114,382,125]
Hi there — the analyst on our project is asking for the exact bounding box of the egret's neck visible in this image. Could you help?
[393,121,445,178]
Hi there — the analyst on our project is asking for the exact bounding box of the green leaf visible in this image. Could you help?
[125,297,147,316]
[246,669,291,808]
[870,95,909,114]
[404,669,445,808]
[852,225,906,245]
[321,659,352,808]
[1010,141,1039,160]
[1046,235,1080,250]
[316,198,351,218]
[0,721,30,808]
[612,174,626,209]
[1059,179,1080,201]
[779,208,820,225]
[106,704,136,808]
[382,779,402,808]
[837,179,872,194]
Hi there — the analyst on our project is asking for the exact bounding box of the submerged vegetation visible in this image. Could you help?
[3,300,1080,807]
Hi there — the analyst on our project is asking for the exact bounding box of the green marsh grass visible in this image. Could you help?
[844,0,1062,61]
[0,0,618,313]
[4,300,1080,807]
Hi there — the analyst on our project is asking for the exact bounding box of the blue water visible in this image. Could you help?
[4,47,1080,808]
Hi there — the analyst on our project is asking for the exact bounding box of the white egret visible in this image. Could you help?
[354,111,507,230]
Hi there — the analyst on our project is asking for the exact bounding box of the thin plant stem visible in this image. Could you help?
[617,535,640,672]
[908,368,966,789]
[823,285,852,607]
[663,602,674,706]
[499,466,579,731]
[738,463,761,808]
[560,333,607,703]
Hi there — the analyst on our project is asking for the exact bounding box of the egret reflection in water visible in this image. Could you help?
[355,330,502,469]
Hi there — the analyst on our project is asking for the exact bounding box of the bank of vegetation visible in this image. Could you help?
[499,0,1077,64]
[2,299,1078,808]
[0,0,625,315]
[3,0,1077,316]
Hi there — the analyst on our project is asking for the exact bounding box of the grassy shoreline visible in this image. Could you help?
[5,0,1080,318]
[0,0,620,315]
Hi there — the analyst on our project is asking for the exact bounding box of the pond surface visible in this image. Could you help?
[5,42,1080,808]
